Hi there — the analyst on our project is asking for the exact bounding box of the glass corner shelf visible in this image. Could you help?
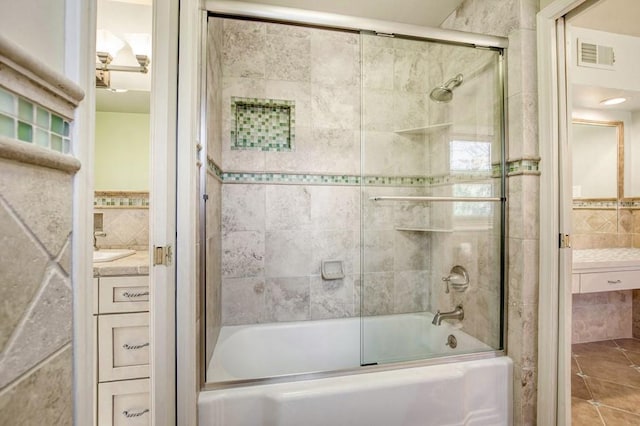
[394,122,453,135]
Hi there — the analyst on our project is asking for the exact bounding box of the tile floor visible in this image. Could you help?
[572,339,640,425]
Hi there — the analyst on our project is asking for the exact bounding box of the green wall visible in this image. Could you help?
[95,111,150,191]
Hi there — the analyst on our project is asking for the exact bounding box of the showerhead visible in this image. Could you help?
[429,73,464,103]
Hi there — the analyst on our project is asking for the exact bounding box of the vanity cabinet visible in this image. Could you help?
[572,249,640,294]
[94,274,150,426]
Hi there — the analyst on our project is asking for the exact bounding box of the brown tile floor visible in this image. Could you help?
[572,339,640,425]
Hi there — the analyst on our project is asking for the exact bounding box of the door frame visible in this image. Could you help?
[537,1,589,425]
[70,0,182,423]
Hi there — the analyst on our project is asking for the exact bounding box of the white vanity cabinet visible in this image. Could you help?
[94,274,150,426]
[572,248,640,294]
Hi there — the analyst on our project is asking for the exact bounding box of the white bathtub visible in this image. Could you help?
[200,313,512,426]
[207,312,494,381]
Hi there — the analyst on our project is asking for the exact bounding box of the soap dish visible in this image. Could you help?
[321,260,345,280]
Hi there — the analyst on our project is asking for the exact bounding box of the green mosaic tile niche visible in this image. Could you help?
[230,97,295,152]
[0,87,71,153]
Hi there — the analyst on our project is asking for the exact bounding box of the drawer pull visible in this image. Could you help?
[123,408,149,418]
[123,342,150,350]
[122,291,149,299]
[607,280,622,284]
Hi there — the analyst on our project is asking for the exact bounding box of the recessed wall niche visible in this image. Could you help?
[230,97,295,151]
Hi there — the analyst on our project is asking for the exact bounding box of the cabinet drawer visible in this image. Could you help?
[98,313,149,382]
[572,274,580,294]
[98,379,149,426]
[580,270,640,293]
[99,276,149,314]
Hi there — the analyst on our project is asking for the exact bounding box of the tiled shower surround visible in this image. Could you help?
[206,16,504,363]
[203,0,543,420]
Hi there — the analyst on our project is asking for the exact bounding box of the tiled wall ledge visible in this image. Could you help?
[0,135,80,174]
[94,191,149,208]
[0,34,84,121]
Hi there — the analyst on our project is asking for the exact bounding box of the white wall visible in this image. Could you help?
[0,0,66,74]
[570,26,640,92]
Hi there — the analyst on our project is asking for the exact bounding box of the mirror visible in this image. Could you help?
[571,119,623,200]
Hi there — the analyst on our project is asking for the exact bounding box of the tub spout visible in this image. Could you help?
[432,304,464,326]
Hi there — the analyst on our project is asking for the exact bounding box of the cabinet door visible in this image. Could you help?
[99,276,150,314]
[98,313,149,382]
[98,379,150,426]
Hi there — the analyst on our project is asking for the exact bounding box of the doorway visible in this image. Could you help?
[538,0,640,424]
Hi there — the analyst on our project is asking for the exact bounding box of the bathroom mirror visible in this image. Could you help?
[571,119,623,200]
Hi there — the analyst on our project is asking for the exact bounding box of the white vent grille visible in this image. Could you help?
[578,39,615,69]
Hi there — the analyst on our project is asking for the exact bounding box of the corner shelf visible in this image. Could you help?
[395,227,453,233]
[394,122,452,135]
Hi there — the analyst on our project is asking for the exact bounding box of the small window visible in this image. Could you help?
[449,139,493,228]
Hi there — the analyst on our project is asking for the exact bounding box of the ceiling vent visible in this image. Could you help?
[578,39,615,69]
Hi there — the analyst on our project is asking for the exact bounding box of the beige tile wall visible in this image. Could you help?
[0,159,73,424]
[573,291,632,343]
[442,0,540,424]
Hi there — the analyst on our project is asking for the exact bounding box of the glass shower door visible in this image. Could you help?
[360,33,505,366]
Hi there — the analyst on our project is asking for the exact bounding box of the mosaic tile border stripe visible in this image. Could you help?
[573,199,640,209]
[507,159,540,175]
[206,158,534,186]
[0,87,71,154]
[94,191,150,208]
[231,97,295,152]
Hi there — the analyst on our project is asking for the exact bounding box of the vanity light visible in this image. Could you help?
[95,29,151,89]
[600,97,627,106]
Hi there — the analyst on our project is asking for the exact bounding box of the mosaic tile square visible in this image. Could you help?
[230,97,295,151]
[0,113,14,138]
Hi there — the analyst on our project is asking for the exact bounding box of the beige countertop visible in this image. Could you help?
[93,250,149,277]
[573,248,640,271]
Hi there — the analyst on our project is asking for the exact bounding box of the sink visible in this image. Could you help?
[93,249,136,263]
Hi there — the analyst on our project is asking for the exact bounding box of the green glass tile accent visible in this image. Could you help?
[18,98,33,123]
[63,138,70,154]
[17,121,33,142]
[51,134,63,152]
[0,88,14,115]
[36,107,49,128]
[0,113,14,138]
[35,129,49,147]
[63,121,70,137]
[231,97,295,151]
[51,114,64,135]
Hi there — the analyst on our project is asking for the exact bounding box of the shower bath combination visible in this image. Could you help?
[200,6,509,425]
[429,73,464,103]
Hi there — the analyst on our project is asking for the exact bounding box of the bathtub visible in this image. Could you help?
[200,313,512,425]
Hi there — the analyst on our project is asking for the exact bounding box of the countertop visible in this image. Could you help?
[573,248,640,271]
[93,250,149,277]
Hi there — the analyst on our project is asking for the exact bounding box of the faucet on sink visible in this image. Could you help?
[432,304,464,326]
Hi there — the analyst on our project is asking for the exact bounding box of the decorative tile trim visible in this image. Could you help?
[223,172,360,185]
[207,157,501,187]
[507,159,540,175]
[0,88,71,154]
[230,97,295,152]
[0,35,84,120]
[573,199,640,209]
[94,191,149,208]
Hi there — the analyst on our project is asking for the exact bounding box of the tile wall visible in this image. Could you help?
[0,114,76,423]
[573,291,632,343]
[441,0,540,424]
[573,207,640,249]
[93,192,150,251]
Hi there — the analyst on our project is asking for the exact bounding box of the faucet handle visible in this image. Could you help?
[441,276,451,293]
[442,265,469,293]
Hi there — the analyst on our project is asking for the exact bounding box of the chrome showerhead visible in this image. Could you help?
[429,73,464,103]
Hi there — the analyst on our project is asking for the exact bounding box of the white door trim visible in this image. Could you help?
[150,0,178,423]
[176,0,203,424]
[537,1,588,425]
